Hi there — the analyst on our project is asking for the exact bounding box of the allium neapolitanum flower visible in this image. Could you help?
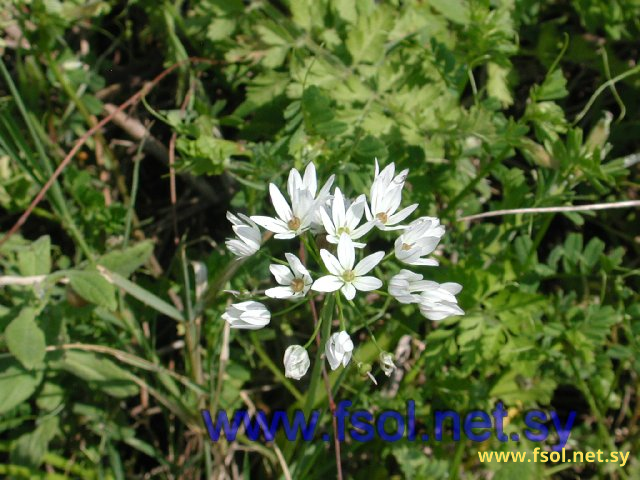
[389,269,436,304]
[265,253,312,300]
[417,283,465,320]
[366,159,418,230]
[251,163,334,239]
[225,212,261,258]
[388,270,464,320]
[394,217,445,266]
[312,234,384,300]
[320,187,373,248]
[325,331,354,370]
[283,345,310,380]
[224,159,464,381]
[222,301,271,329]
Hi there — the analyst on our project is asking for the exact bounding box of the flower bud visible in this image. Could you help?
[283,345,310,380]
[357,362,372,376]
[325,331,354,370]
[222,301,271,329]
[379,352,396,377]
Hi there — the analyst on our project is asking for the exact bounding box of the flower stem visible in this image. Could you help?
[250,333,303,402]
[301,233,322,266]
[304,309,325,349]
[335,293,346,330]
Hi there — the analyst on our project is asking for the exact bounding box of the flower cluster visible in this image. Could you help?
[223,160,463,382]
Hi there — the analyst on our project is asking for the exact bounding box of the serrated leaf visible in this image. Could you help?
[56,350,139,398]
[98,240,154,277]
[514,236,533,266]
[67,269,117,311]
[582,237,605,268]
[354,135,388,160]
[334,0,357,23]
[531,68,568,101]
[429,0,470,25]
[5,307,46,370]
[301,86,347,137]
[487,62,513,107]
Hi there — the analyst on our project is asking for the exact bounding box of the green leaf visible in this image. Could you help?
[67,269,117,311]
[513,236,533,266]
[5,307,46,370]
[35,382,65,412]
[56,350,139,398]
[98,240,154,277]
[17,235,51,276]
[99,268,185,322]
[429,0,470,25]
[582,237,605,269]
[11,416,59,468]
[301,86,346,137]
[0,357,43,415]
[487,62,513,107]
[354,135,388,160]
[531,68,568,101]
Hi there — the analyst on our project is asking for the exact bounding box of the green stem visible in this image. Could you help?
[567,352,628,480]
[250,333,303,403]
[449,439,467,479]
[0,58,93,260]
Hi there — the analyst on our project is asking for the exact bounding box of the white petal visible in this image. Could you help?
[341,282,356,300]
[354,251,385,276]
[320,208,336,236]
[317,174,335,200]
[342,350,352,367]
[270,264,294,285]
[412,258,439,266]
[302,162,318,195]
[226,239,254,257]
[332,187,346,227]
[312,275,343,292]
[352,276,382,291]
[251,216,290,234]
[351,220,375,239]
[274,232,297,239]
[265,286,295,299]
[285,253,310,278]
[441,282,463,295]
[387,204,419,225]
[337,234,355,270]
[320,249,342,276]
[269,183,292,222]
[287,168,303,197]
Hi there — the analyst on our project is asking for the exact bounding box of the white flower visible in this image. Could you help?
[252,163,334,239]
[325,331,354,370]
[312,234,384,300]
[379,352,396,377]
[417,282,464,321]
[389,269,434,304]
[265,253,313,300]
[320,187,373,248]
[225,212,261,258]
[365,159,418,230]
[288,163,334,234]
[394,217,445,266]
[283,345,310,380]
[222,301,271,329]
